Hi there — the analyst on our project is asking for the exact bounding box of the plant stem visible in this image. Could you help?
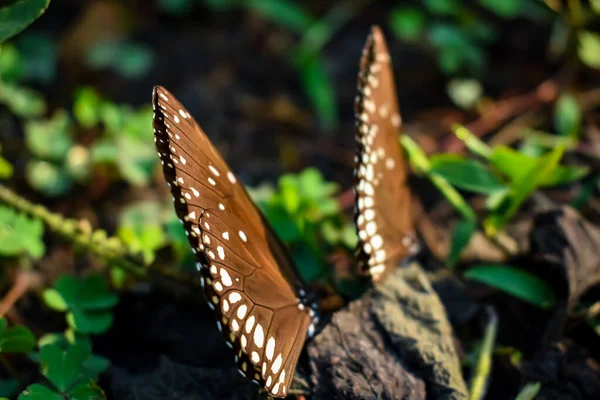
[0,184,197,287]
[291,0,376,57]
[401,136,477,222]
[469,307,498,400]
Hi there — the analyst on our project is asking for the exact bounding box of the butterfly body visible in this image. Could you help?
[152,86,317,398]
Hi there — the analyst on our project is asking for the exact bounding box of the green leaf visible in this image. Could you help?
[389,7,426,40]
[430,154,504,194]
[578,31,600,69]
[0,81,46,117]
[278,174,301,214]
[448,219,476,267]
[292,244,323,283]
[0,205,45,258]
[291,50,337,129]
[245,0,315,34]
[515,382,542,400]
[424,0,461,15]
[464,265,556,309]
[489,146,587,187]
[447,78,483,109]
[40,342,90,392]
[0,43,24,82]
[19,384,63,400]
[116,136,157,186]
[0,155,13,179]
[401,135,477,222]
[25,110,72,161]
[118,202,166,264]
[26,160,73,197]
[54,275,80,306]
[66,379,106,400]
[78,276,119,310]
[485,146,564,236]
[43,288,68,311]
[74,87,101,129]
[0,318,35,353]
[480,0,523,18]
[67,309,113,335]
[554,93,581,138]
[0,0,51,44]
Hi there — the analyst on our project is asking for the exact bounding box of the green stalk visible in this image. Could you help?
[469,307,498,400]
[0,184,195,286]
[452,125,492,159]
[401,136,477,222]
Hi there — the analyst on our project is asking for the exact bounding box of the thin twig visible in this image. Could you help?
[443,79,559,153]
[0,271,37,317]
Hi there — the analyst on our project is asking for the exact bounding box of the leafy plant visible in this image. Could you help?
[249,167,356,283]
[0,205,45,259]
[117,202,167,265]
[0,0,51,44]
[43,275,119,335]
[464,265,556,309]
[74,86,157,187]
[20,342,106,400]
[0,317,36,354]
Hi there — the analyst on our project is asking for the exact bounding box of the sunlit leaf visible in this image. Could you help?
[0,81,45,117]
[26,160,72,197]
[485,147,564,235]
[0,43,23,82]
[0,205,45,258]
[430,154,504,194]
[74,87,101,129]
[464,265,556,308]
[0,0,51,43]
[489,146,587,187]
[43,288,68,312]
[0,155,13,179]
[554,93,581,138]
[25,110,72,161]
[578,31,600,69]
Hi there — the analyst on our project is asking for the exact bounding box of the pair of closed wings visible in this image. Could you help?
[152,26,416,399]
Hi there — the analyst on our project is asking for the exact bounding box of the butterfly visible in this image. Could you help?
[353,26,418,283]
[152,86,319,398]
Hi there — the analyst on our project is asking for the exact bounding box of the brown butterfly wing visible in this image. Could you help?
[153,86,313,398]
[353,27,418,283]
